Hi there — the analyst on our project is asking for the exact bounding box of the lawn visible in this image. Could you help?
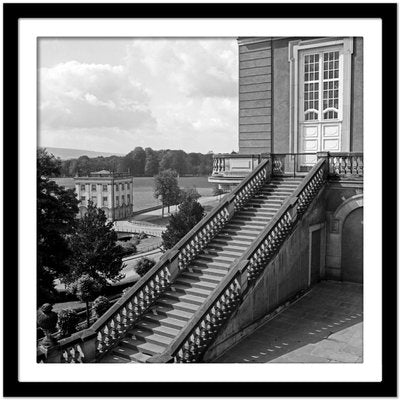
[54,176,215,211]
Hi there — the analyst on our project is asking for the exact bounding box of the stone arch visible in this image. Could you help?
[326,194,363,281]
[333,194,363,224]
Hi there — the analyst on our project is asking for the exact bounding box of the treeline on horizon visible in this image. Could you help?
[56,147,214,178]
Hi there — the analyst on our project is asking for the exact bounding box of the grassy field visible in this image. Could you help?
[54,176,214,211]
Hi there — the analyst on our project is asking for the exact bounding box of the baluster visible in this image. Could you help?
[96,331,105,355]
[102,324,112,350]
[110,318,119,343]
[127,300,135,325]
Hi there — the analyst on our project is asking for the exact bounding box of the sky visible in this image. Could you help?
[38,38,239,154]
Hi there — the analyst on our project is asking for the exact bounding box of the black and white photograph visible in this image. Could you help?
[3,2,396,397]
[36,36,365,365]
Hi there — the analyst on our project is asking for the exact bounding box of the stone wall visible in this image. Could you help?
[203,188,327,361]
[238,38,272,154]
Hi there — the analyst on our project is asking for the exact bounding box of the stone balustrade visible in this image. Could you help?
[39,152,361,363]
[209,153,264,186]
[147,157,329,363]
[38,158,271,363]
[328,152,363,178]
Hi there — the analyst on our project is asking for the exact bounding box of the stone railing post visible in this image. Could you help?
[167,250,180,282]
[238,261,249,294]
[317,151,329,172]
[261,153,272,181]
[37,344,62,363]
[287,197,298,223]
[78,329,98,362]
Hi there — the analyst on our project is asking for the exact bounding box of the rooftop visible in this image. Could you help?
[74,171,132,179]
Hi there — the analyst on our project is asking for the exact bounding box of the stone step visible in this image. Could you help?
[112,344,143,360]
[259,194,291,200]
[256,190,289,196]
[222,228,259,238]
[197,254,236,264]
[249,199,285,207]
[173,282,214,298]
[135,340,168,356]
[134,319,182,338]
[250,203,281,209]
[115,338,167,357]
[129,329,173,347]
[272,176,303,180]
[187,265,228,278]
[234,213,272,221]
[266,184,299,190]
[260,188,294,195]
[193,260,231,271]
[157,297,200,313]
[143,314,187,330]
[176,276,219,291]
[204,247,243,257]
[232,216,269,225]
[250,196,285,203]
[189,261,229,276]
[212,237,251,248]
[240,209,276,220]
[100,353,131,363]
[182,270,224,284]
[165,290,206,306]
[228,223,263,232]
[151,304,193,321]
[129,351,152,363]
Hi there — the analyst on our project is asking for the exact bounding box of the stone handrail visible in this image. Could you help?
[39,157,271,363]
[147,261,246,363]
[212,153,262,175]
[146,157,328,363]
[175,157,270,271]
[328,152,363,178]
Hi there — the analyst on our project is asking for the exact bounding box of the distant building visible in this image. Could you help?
[74,170,134,222]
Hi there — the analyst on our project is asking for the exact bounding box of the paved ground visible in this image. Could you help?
[215,281,363,363]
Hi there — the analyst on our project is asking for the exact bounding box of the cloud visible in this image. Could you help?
[125,39,238,99]
[39,61,157,130]
[38,39,239,154]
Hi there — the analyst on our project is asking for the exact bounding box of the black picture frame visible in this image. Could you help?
[3,2,397,397]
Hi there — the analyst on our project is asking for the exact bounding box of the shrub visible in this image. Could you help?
[68,274,102,328]
[92,296,111,318]
[138,232,148,240]
[57,309,79,338]
[213,186,225,196]
[136,257,156,277]
[118,240,137,257]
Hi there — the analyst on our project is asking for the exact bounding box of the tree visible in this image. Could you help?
[136,257,156,277]
[162,196,205,250]
[37,149,79,304]
[121,147,146,176]
[92,295,111,319]
[154,169,181,217]
[144,147,159,176]
[69,274,101,328]
[159,150,188,175]
[180,187,201,202]
[64,201,124,287]
[57,309,79,338]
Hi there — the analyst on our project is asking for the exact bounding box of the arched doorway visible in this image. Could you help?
[341,207,363,283]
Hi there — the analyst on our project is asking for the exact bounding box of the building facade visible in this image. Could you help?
[209,36,363,284]
[210,36,363,187]
[74,170,134,221]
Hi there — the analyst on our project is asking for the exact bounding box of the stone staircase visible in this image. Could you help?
[100,176,304,363]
